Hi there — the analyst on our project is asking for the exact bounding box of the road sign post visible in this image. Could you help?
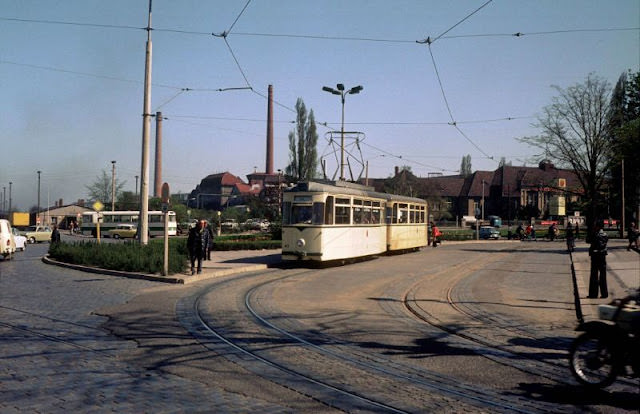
[92,201,104,244]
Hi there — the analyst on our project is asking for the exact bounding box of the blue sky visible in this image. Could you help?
[1,0,638,210]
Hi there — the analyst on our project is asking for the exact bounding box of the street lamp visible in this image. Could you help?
[322,83,363,181]
[111,160,116,211]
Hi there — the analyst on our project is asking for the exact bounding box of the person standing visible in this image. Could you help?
[206,220,214,260]
[588,221,608,299]
[50,225,61,244]
[627,222,639,251]
[187,220,210,275]
[565,223,575,252]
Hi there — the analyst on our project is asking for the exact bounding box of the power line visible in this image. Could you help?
[4,16,635,42]
[226,0,252,34]
[432,0,493,43]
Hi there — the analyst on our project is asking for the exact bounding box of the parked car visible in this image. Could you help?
[106,224,137,239]
[476,226,500,240]
[0,219,16,258]
[221,219,239,230]
[20,225,53,243]
[11,227,27,251]
[243,218,270,231]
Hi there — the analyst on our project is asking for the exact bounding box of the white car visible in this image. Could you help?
[0,219,16,258]
[11,227,27,251]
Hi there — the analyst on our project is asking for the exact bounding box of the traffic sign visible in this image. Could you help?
[161,182,170,203]
[93,201,104,211]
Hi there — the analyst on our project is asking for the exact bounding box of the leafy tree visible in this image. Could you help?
[85,169,126,205]
[286,98,318,181]
[518,73,613,234]
[460,155,472,176]
[607,70,640,231]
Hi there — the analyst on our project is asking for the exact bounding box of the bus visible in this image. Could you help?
[80,210,177,237]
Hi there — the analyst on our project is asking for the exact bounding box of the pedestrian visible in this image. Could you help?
[430,222,442,247]
[627,222,639,251]
[51,225,61,244]
[516,223,524,240]
[575,223,580,240]
[206,220,214,260]
[587,221,608,299]
[187,219,210,275]
[565,223,575,252]
[69,221,74,235]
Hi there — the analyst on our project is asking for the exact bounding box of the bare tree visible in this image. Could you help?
[86,169,126,204]
[518,73,613,233]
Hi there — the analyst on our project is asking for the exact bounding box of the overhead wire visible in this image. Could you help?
[4,16,634,42]
[415,0,497,162]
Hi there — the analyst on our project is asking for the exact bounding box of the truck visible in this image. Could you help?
[10,212,30,228]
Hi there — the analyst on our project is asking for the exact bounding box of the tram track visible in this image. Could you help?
[401,245,639,394]
[178,264,572,413]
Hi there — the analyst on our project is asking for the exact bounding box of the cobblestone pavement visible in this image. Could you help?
[0,243,290,413]
[1,238,637,413]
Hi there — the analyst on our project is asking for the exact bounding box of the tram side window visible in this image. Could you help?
[397,204,409,223]
[312,202,324,225]
[335,197,351,224]
[325,196,334,224]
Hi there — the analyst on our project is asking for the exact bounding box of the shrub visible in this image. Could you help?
[48,239,188,275]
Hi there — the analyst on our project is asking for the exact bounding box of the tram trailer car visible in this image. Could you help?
[281,180,428,262]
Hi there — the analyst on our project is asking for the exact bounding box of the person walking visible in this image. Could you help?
[587,221,609,299]
[430,222,442,247]
[627,222,639,251]
[187,220,210,275]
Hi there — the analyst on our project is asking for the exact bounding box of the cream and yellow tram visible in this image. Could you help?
[281,180,428,262]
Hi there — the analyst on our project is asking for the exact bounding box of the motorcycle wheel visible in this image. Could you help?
[569,332,619,388]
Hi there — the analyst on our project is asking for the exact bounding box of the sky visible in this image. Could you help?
[1,0,638,211]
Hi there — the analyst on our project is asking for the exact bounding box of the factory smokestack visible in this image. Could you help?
[154,111,163,197]
[266,85,274,175]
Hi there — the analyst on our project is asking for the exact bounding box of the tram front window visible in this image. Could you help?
[291,205,313,224]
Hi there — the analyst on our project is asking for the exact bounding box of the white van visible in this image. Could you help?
[0,219,17,259]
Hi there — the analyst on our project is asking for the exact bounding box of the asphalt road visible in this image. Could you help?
[1,238,638,413]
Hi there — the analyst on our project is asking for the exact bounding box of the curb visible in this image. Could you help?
[43,255,274,284]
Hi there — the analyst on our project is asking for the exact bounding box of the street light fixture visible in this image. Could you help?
[111,160,116,211]
[322,83,363,181]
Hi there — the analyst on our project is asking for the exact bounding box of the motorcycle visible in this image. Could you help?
[569,289,640,388]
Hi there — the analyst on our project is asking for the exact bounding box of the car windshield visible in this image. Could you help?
[26,226,37,231]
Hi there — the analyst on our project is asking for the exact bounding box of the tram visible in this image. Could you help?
[281,180,428,262]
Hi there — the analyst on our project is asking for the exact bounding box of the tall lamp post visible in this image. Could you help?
[322,83,363,181]
[111,160,116,211]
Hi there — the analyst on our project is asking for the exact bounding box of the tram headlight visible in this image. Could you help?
[296,238,306,248]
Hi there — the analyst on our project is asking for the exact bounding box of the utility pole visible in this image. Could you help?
[8,181,12,214]
[621,158,625,238]
[111,160,116,211]
[138,0,153,244]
